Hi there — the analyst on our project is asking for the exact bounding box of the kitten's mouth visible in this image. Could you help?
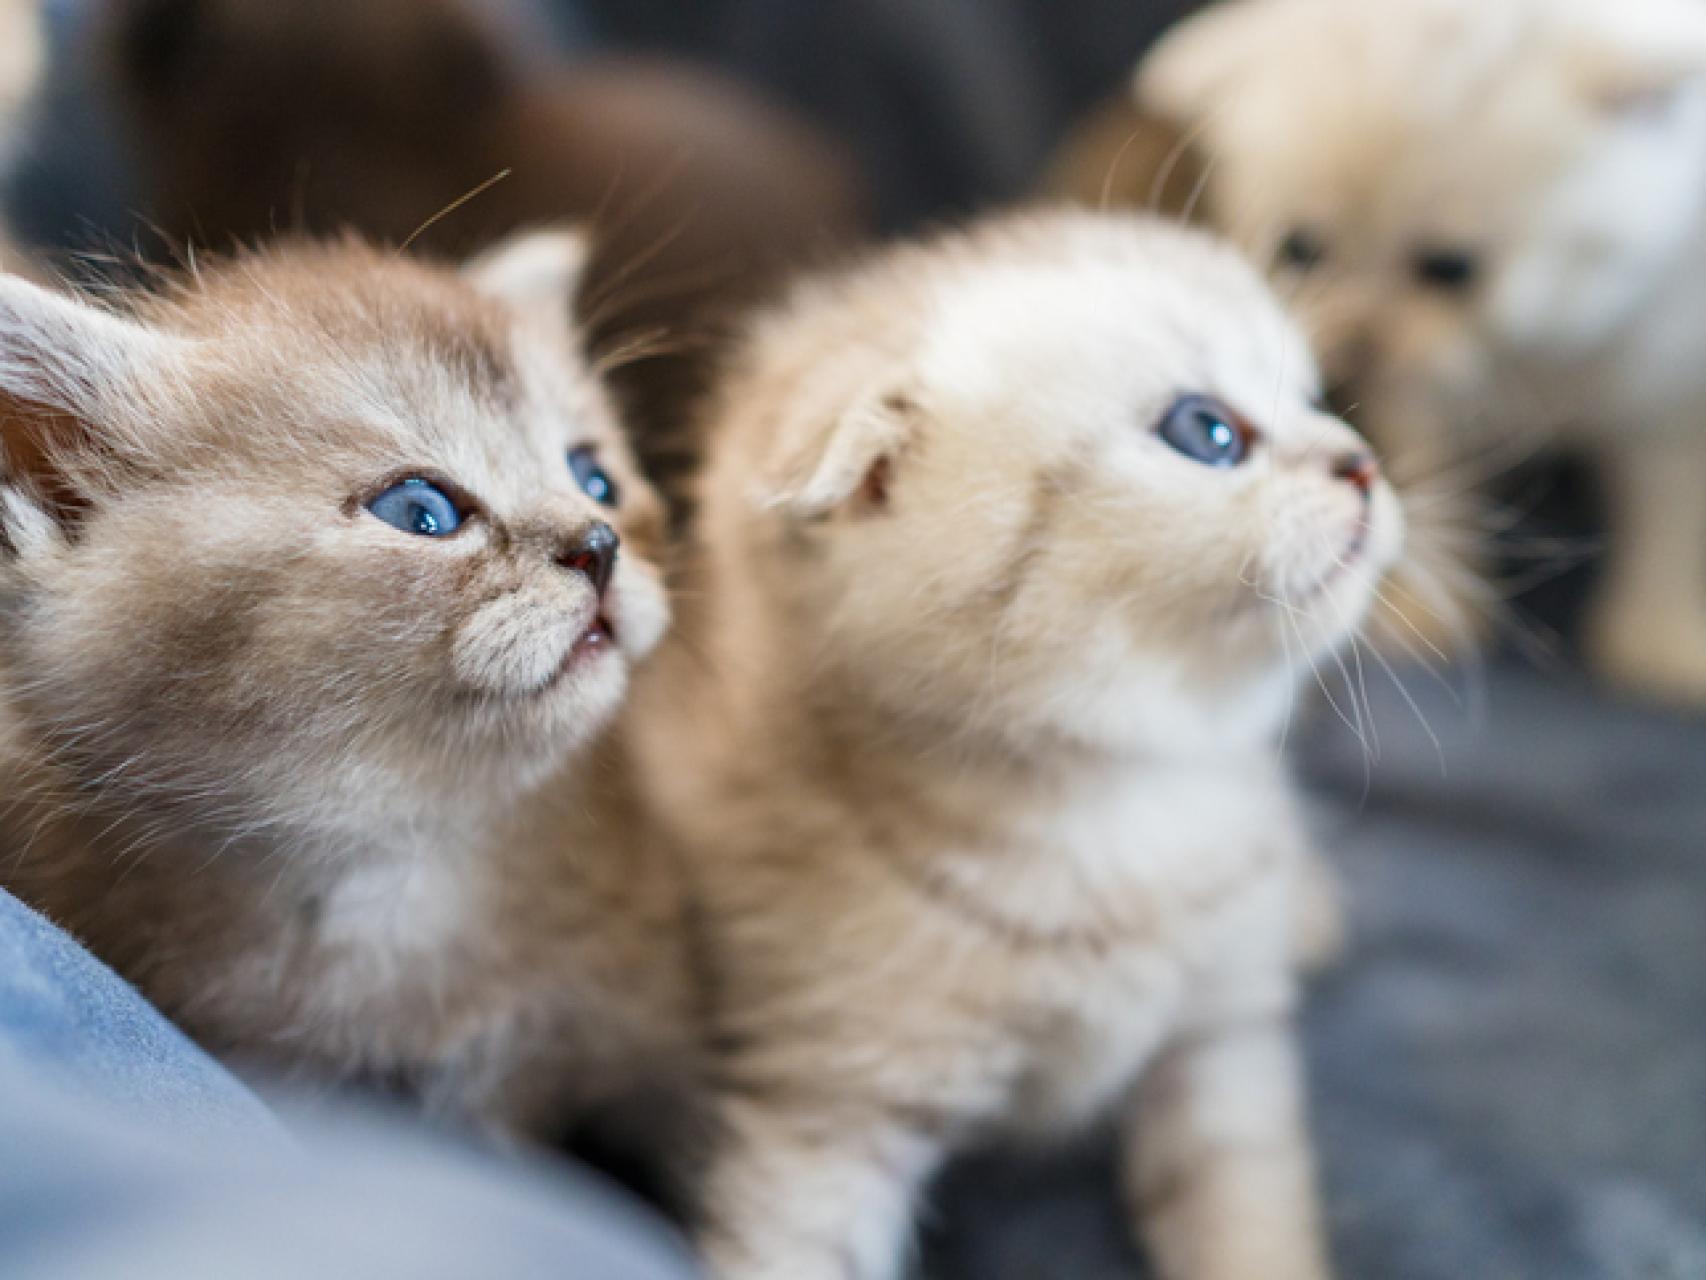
[515,617,618,701]
[570,615,616,661]
[1297,525,1371,606]
[551,612,615,677]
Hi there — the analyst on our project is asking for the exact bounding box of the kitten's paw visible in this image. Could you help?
[1138,1173,1332,1280]
[1588,605,1706,707]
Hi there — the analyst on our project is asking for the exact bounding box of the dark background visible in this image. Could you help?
[10,0,1197,240]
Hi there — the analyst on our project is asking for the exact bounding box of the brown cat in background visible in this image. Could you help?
[98,0,869,494]
[0,229,700,1153]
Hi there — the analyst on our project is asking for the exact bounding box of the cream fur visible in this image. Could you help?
[1139,0,1706,701]
[0,231,700,1147]
[633,211,1404,1279]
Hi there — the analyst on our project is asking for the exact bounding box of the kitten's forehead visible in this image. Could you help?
[916,217,1314,427]
[135,241,617,490]
[1211,0,1601,232]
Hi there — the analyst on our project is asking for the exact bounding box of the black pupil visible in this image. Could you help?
[411,504,443,536]
[1415,249,1477,289]
[1199,412,1237,453]
[1279,228,1326,270]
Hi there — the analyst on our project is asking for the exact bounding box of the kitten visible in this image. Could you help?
[630,210,1404,1280]
[1135,0,1706,701]
[0,230,699,1144]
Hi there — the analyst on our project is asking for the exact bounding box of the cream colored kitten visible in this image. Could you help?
[0,231,699,1145]
[632,211,1403,1280]
[1138,0,1706,701]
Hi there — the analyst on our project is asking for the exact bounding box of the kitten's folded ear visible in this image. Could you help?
[758,389,917,520]
[464,227,590,321]
[1136,0,1272,124]
[0,275,169,541]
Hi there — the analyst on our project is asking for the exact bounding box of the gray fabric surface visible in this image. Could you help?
[924,666,1706,1279]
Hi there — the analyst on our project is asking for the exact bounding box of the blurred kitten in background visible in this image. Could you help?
[1056,0,1706,702]
[1141,0,1706,701]
[97,0,869,500]
[0,0,44,272]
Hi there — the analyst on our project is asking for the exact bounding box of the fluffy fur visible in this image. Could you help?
[0,232,699,1146]
[632,211,1404,1279]
[1135,0,1706,700]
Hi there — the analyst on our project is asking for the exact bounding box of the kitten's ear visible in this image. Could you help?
[465,227,590,320]
[758,390,917,520]
[1136,0,1271,123]
[0,275,166,540]
[1569,6,1706,117]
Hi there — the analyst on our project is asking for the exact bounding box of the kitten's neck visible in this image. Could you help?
[3,703,554,893]
[668,593,1288,830]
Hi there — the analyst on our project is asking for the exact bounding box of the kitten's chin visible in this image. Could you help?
[490,654,632,773]
[1265,519,1402,668]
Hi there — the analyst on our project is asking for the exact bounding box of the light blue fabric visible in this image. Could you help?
[0,889,277,1138]
[0,890,699,1280]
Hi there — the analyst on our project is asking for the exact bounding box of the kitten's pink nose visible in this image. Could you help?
[1332,450,1380,495]
[559,521,619,598]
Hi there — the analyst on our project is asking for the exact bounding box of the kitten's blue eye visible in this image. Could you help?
[1155,394,1251,468]
[567,445,620,508]
[366,478,463,537]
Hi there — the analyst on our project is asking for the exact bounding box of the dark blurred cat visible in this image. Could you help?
[99,0,870,496]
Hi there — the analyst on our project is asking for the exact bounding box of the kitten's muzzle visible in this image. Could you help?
[559,521,619,599]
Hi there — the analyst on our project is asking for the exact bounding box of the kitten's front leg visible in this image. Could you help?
[1123,1018,1329,1280]
[1587,430,1706,704]
[1288,844,1347,977]
[697,1095,941,1280]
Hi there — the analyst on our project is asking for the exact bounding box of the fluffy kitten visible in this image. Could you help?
[0,231,698,1143]
[632,211,1404,1280]
[1135,0,1706,700]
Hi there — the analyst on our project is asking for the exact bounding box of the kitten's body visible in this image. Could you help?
[635,212,1403,1279]
[0,236,698,1142]
[1132,0,1706,699]
[4,722,691,1131]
